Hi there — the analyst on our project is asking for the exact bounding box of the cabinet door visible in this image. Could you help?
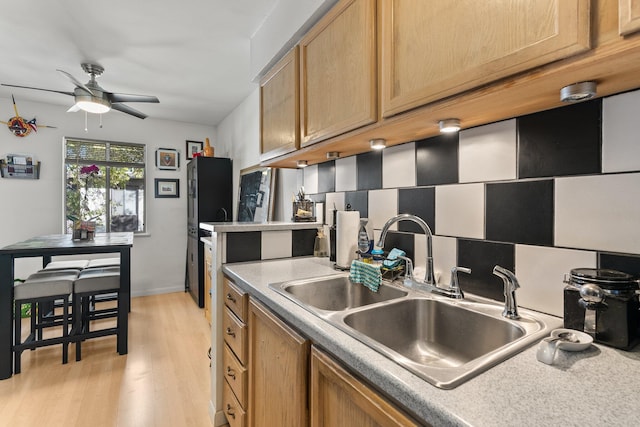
[310,347,420,427]
[380,0,591,117]
[248,299,309,427]
[260,46,300,162]
[300,0,377,146]
[620,0,640,35]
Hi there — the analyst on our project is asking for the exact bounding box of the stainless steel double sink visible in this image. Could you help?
[269,274,562,389]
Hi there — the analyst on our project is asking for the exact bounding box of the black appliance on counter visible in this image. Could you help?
[564,268,640,350]
[186,156,232,307]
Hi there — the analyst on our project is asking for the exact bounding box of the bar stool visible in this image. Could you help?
[73,266,120,361]
[86,257,120,269]
[42,259,89,270]
[26,269,79,339]
[13,269,78,374]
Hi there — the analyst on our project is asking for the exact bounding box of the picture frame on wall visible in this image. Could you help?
[186,140,203,159]
[155,148,180,170]
[154,178,180,198]
[237,165,277,222]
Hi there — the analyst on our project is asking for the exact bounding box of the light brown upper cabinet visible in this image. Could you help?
[380,0,592,118]
[299,0,377,147]
[260,46,300,162]
[620,0,640,35]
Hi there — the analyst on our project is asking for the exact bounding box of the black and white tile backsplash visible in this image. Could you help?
[304,90,640,317]
[224,228,317,264]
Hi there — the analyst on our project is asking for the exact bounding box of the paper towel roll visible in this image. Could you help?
[336,211,360,269]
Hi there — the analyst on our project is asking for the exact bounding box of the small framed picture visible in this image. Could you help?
[155,178,180,198]
[186,140,203,160]
[155,148,180,170]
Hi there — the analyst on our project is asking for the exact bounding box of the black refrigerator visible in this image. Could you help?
[186,156,232,307]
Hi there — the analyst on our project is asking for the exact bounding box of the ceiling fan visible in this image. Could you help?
[1,63,159,119]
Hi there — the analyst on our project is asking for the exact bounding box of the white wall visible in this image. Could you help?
[215,88,302,222]
[0,97,216,296]
[249,0,338,80]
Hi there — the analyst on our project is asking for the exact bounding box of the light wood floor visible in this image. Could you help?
[0,292,213,427]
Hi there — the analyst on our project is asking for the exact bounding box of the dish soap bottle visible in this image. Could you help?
[358,219,370,258]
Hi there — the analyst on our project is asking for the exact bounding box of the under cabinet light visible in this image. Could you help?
[560,81,597,103]
[370,139,386,150]
[296,160,308,168]
[438,118,461,133]
[326,151,340,160]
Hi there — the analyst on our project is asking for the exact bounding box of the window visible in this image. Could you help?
[64,137,146,234]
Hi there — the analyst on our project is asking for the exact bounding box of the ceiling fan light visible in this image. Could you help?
[75,101,110,114]
[74,94,111,114]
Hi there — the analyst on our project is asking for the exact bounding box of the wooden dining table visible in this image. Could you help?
[0,232,133,379]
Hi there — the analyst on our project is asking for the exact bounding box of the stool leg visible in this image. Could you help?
[83,297,90,333]
[75,295,82,362]
[36,302,43,341]
[62,298,69,365]
[31,302,38,345]
[14,301,22,374]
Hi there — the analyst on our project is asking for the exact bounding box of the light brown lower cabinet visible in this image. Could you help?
[247,298,310,427]
[310,347,423,427]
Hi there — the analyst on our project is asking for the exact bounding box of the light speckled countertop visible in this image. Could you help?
[222,257,640,427]
[200,221,321,233]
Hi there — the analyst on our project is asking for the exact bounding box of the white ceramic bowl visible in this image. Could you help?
[551,328,593,351]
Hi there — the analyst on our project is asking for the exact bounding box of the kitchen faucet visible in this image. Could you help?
[492,265,521,319]
[377,213,435,285]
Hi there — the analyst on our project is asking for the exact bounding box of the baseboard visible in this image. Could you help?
[208,400,229,426]
[130,286,184,298]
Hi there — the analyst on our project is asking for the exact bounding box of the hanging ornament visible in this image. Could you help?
[0,95,56,137]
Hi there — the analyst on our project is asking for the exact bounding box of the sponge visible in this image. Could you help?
[383,248,406,269]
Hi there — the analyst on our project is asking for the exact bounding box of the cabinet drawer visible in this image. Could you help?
[224,278,248,321]
[223,306,247,362]
[223,380,247,427]
[223,343,247,406]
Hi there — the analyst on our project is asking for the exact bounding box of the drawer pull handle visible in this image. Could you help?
[226,327,236,337]
[226,293,236,303]
[226,403,236,419]
[226,366,236,380]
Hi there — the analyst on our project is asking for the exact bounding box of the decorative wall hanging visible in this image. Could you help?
[186,140,203,159]
[155,148,180,171]
[154,178,180,198]
[0,95,56,137]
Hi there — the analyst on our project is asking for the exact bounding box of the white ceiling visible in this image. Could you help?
[0,0,280,126]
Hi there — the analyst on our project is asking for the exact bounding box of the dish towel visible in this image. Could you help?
[349,260,382,292]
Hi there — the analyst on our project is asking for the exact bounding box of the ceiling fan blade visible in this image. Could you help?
[108,93,159,103]
[1,83,74,97]
[67,104,81,113]
[56,69,94,95]
[111,103,148,119]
